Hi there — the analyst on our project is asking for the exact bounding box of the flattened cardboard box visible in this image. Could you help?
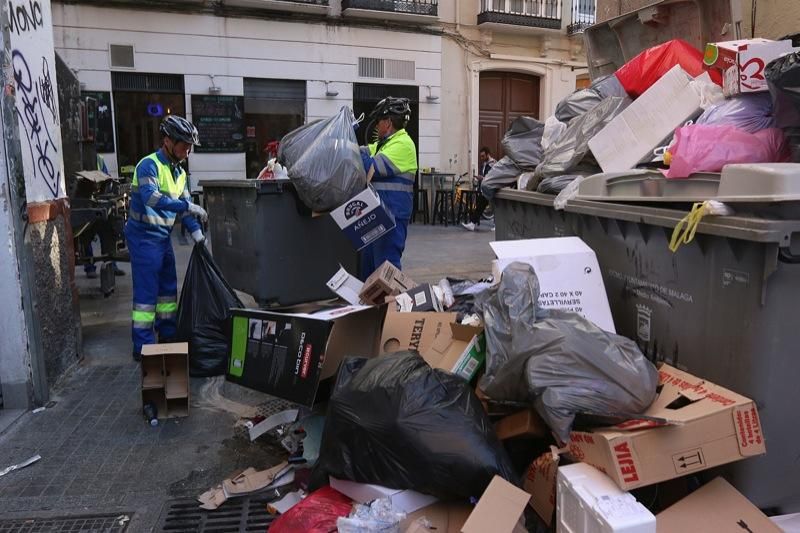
[566,364,765,491]
[360,261,417,305]
[330,477,437,514]
[656,477,781,532]
[226,306,384,406]
[462,476,529,533]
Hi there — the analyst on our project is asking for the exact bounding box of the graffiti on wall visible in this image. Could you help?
[7,0,66,201]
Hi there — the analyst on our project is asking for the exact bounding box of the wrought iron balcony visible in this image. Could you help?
[222,0,330,15]
[342,0,438,20]
[478,0,563,30]
[567,0,596,35]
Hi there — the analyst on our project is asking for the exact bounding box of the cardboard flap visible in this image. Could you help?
[142,342,188,356]
[630,365,754,427]
[656,478,781,532]
[490,237,590,259]
[462,476,530,533]
[450,322,483,341]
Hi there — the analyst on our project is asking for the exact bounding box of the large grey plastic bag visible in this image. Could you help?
[501,116,545,167]
[279,106,367,212]
[480,156,520,200]
[554,75,628,123]
[535,97,629,183]
[482,116,545,199]
[474,262,659,443]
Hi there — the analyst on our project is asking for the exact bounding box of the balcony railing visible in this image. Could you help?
[341,0,438,17]
[478,0,563,30]
[567,0,596,34]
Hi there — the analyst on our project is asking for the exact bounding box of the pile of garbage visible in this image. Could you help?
[175,227,769,532]
[484,37,800,201]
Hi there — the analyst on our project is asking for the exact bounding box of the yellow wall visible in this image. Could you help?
[740,0,800,40]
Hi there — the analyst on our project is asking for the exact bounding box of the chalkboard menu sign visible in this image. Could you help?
[191,95,245,153]
[81,91,115,153]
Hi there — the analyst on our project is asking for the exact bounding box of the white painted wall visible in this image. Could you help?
[10,0,66,202]
[51,4,443,179]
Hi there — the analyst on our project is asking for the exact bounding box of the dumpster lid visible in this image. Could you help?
[495,189,800,245]
[585,0,742,80]
[577,164,800,204]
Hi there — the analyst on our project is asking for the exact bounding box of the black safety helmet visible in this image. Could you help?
[160,115,201,146]
[369,96,411,129]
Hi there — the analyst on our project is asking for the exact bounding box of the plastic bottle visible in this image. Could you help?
[143,402,159,426]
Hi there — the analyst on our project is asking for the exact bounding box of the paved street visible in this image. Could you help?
[0,223,496,532]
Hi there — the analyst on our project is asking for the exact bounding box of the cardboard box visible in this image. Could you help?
[524,447,560,526]
[331,186,396,251]
[462,476,529,533]
[495,409,547,440]
[394,283,443,312]
[656,477,781,532]
[360,261,417,305]
[226,305,384,406]
[402,502,473,533]
[141,342,189,419]
[557,463,656,533]
[491,237,616,333]
[588,65,702,173]
[381,311,486,381]
[330,477,438,514]
[566,364,765,491]
[327,266,364,305]
[704,38,796,96]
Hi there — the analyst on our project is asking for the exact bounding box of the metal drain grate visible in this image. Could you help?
[0,513,131,532]
[156,496,275,532]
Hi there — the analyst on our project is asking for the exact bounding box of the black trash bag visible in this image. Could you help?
[474,262,659,443]
[501,116,545,168]
[278,106,367,212]
[311,352,519,499]
[767,52,800,161]
[176,243,243,377]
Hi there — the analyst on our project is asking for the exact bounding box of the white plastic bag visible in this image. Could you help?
[541,117,567,152]
[553,175,585,210]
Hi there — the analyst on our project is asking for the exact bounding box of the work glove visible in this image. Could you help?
[191,229,205,244]
[186,201,208,222]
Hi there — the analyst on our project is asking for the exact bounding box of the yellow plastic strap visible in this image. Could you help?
[669,202,708,253]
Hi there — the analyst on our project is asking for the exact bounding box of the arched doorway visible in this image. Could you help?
[479,72,541,159]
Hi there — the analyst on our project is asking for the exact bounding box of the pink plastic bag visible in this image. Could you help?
[665,125,789,179]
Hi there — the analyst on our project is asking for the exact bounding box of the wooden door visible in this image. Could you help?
[479,72,540,160]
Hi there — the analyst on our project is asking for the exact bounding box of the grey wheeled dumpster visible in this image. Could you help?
[494,188,800,513]
[200,179,358,307]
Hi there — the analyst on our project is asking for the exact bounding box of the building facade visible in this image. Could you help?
[53,0,592,182]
